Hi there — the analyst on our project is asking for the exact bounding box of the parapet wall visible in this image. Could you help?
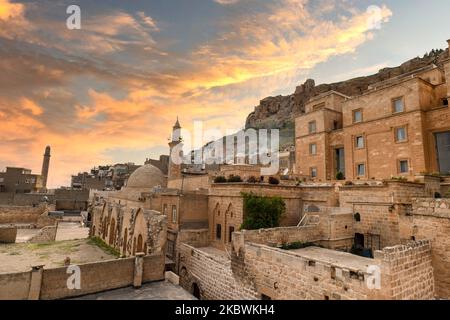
[0,193,54,206]
[412,198,450,218]
[237,226,322,246]
[0,226,17,243]
[233,208,354,251]
[409,198,450,298]
[375,240,435,300]
[29,225,58,243]
[178,243,259,300]
[178,235,435,300]
[0,205,58,229]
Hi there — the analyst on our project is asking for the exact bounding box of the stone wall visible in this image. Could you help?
[168,175,210,192]
[29,225,58,243]
[234,226,322,248]
[375,240,434,300]
[178,244,259,300]
[233,208,353,251]
[339,181,428,248]
[230,237,434,300]
[177,231,435,300]
[0,271,31,300]
[0,204,58,230]
[0,193,54,206]
[233,243,377,300]
[0,226,17,243]
[0,205,47,225]
[178,229,209,248]
[0,253,165,300]
[407,198,450,298]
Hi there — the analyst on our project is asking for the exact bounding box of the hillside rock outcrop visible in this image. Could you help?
[245,48,448,129]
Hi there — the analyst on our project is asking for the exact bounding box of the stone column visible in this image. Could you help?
[28,265,44,300]
[133,253,145,288]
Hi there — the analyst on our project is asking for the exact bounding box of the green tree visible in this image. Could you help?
[241,193,286,230]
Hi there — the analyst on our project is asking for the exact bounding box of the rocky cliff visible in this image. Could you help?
[245,48,448,130]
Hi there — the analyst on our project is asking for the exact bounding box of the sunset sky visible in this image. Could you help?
[1,0,450,188]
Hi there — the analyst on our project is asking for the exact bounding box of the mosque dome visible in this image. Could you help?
[125,164,166,189]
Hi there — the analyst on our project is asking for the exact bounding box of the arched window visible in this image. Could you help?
[123,228,128,254]
[137,234,143,253]
[109,218,116,245]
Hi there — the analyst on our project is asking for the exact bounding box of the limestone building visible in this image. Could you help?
[295,40,450,181]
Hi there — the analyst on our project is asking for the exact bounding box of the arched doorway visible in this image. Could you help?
[137,234,143,253]
[192,283,201,299]
[109,218,116,246]
[123,228,128,255]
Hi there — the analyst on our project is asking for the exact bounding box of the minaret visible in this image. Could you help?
[168,117,183,180]
[41,146,51,190]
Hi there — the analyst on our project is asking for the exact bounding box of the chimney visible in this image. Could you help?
[447,39,450,50]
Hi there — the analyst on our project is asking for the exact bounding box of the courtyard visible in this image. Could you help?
[0,238,118,273]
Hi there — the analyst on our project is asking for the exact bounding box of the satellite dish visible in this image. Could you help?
[282,168,289,176]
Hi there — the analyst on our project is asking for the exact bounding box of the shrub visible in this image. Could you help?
[214,176,227,183]
[227,175,243,183]
[241,193,286,230]
[344,181,353,186]
[247,176,258,183]
[335,171,345,180]
[268,177,280,185]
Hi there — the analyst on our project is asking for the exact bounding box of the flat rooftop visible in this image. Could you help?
[291,246,375,271]
[74,281,195,300]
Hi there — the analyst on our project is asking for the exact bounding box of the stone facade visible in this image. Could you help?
[178,230,434,300]
[208,184,303,247]
[0,204,58,228]
[178,243,259,300]
[0,254,164,300]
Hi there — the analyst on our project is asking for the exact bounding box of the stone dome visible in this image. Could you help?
[125,164,166,189]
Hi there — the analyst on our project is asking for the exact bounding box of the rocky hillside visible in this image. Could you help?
[245,48,448,132]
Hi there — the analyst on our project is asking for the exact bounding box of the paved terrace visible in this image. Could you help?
[291,246,375,270]
[74,281,196,300]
